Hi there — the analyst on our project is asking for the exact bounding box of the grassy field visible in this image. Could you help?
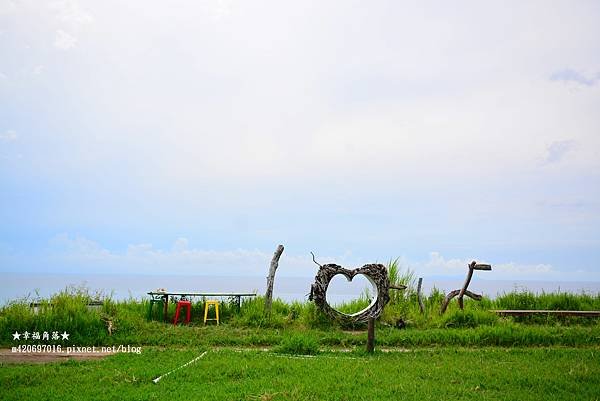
[2,264,600,400]
[2,346,599,400]
[2,275,600,348]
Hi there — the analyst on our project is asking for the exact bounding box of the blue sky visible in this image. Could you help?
[1,1,599,280]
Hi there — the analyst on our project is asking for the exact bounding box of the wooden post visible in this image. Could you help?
[163,295,169,322]
[417,277,425,314]
[264,244,284,315]
[366,317,375,353]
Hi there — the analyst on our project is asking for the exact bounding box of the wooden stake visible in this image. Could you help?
[417,277,425,314]
[264,244,284,315]
[366,317,375,353]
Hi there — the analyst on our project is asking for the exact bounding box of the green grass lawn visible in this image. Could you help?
[2,346,599,400]
[2,284,600,399]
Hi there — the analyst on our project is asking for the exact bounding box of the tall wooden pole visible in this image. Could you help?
[366,317,375,353]
[264,244,284,315]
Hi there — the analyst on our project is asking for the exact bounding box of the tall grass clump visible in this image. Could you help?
[297,301,333,329]
[333,297,371,316]
[381,258,418,325]
[440,308,499,328]
[0,285,111,345]
[274,332,320,355]
[495,289,600,311]
[231,296,288,328]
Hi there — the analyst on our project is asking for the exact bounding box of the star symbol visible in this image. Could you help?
[61,331,70,341]
[12,331,21,340]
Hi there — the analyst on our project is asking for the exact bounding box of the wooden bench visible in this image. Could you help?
[491,310,600,317]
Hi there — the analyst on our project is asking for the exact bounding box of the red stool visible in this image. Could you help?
[173,300,192,326]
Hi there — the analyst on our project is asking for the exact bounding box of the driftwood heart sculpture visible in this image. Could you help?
[309,263,391,323]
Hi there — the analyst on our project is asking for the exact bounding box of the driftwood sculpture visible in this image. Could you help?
[309,263,390,323]
[308,254,406,324]
[440,261,492,314]
[308,254,406,353]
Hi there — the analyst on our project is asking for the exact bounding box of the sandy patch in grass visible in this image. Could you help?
[0,348,113,364]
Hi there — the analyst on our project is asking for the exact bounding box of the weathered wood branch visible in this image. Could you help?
[264,244,284,315]
[310,251,322,268]
[389,284,407,290]
[457,261,476,310]
[440,289,482,314]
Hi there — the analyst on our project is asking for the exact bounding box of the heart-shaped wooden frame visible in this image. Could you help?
[309,263,390,323]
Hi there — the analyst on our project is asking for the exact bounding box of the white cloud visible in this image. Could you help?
[45,235,580,281]
[3,1,598,186]
[48,235,318,276]
[211,0,233,20]
[0,130,18,142]
[493,262,553,275]
[550,69,598,86]
[172,237,189,252]
[410,252,476,278]
[544,140,576,164]
[33,65,45,75]
[53,29,77,50]
[50,234,112,260]
[50,0,93,25]
[0,1,16,16]
[410,252,559,281]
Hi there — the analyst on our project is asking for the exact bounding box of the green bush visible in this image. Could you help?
[274,332,320,355]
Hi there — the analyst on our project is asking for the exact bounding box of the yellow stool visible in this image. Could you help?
[203,300,219,325]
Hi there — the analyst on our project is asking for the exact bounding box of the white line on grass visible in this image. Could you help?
[152,351,208,384]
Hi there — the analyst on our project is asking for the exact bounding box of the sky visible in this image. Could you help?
[0,0,599,281]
